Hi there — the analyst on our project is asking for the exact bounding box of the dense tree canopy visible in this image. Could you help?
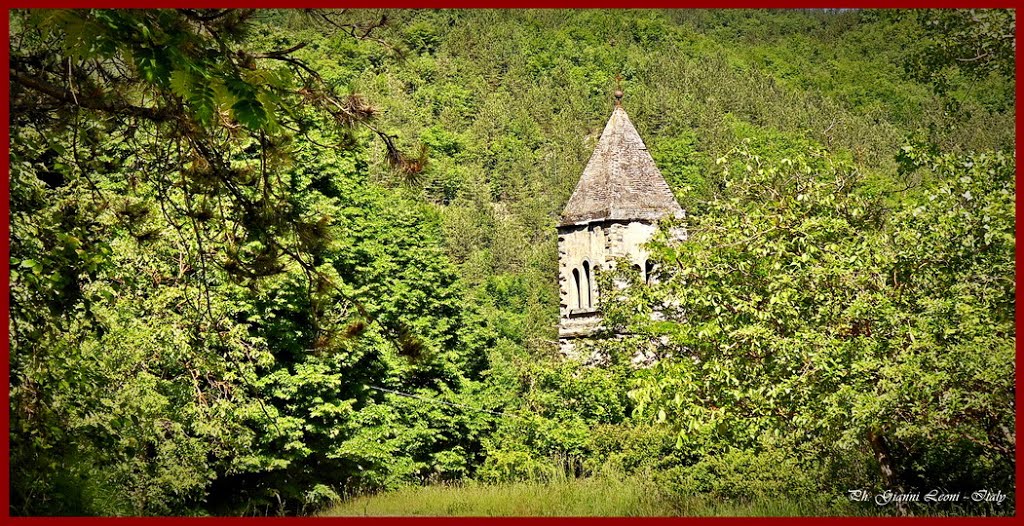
[605,146,1014,508]
[8,8,1015,516]
[10,8,471,514]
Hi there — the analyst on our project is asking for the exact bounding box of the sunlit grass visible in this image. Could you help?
[321,475,867,517]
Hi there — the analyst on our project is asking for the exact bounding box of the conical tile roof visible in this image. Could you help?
[560,106,684,226]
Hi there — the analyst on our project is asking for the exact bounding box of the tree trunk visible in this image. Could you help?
[868,430,909,516]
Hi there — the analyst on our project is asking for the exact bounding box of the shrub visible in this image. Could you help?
[659,448,831,502]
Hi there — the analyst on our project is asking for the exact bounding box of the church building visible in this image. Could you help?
[557,92,685,352]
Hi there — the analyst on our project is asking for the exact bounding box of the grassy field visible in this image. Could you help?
[321,476,866,517]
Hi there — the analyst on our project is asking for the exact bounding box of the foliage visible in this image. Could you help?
[9,8,483,516]
[606,144,1015,509]
[903,10,1015,95]
[9,8,1016,517]
[659,448,834,503]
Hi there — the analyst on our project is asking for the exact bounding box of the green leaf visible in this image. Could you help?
[231,97,267,130]
[169,69,191,98]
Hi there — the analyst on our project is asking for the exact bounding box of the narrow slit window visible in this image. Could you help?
[645,259,656,284]
[582,261,592,308]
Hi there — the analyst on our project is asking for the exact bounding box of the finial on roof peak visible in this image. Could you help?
[613,73,624,107]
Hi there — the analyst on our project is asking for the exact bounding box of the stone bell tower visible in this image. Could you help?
[557,91,685,352]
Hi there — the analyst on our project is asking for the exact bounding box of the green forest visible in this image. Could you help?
[8,8,1016,517]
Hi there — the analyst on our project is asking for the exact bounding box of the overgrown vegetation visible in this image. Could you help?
[323,471,867,517]
[8,8,1015,516]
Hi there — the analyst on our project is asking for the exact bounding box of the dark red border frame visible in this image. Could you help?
[0,1,1019,523]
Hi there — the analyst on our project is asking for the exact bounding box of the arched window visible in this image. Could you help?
[572,268,582,309]
[645,259,656,284]
[582,261,592,308]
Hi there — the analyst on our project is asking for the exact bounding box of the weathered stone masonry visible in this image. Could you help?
[557,98,686,353]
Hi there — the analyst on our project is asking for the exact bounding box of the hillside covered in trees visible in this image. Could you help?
[8,9,1015,516]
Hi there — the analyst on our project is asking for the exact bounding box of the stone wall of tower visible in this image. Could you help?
[557,219,660,340]
[604,220,660,270]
